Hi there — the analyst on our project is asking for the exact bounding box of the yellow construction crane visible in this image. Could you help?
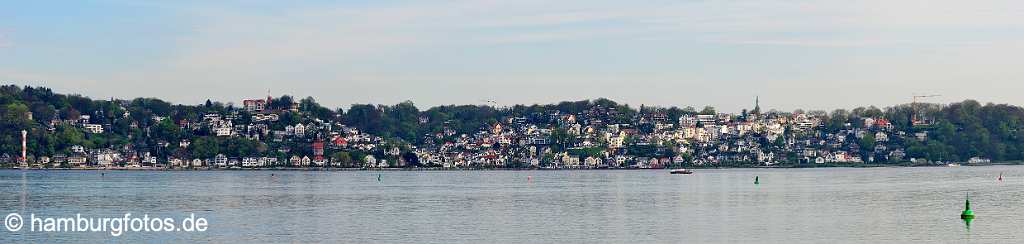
[912,94,941,126]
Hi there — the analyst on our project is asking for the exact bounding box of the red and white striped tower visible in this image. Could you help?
[21,130,28,164]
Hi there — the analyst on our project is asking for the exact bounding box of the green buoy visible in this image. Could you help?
[377,174,382,182]
[961,193,974,220]
[754,176,760,185]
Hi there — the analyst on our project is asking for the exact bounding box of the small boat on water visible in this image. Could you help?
[670,169,693,175]
[947,163,962,167]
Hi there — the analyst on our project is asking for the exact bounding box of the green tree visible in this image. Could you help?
[700,106,716,115]
[190,137,220,159]
[331,151,354,167]
[859,133,876,157]
[152,119,182,142]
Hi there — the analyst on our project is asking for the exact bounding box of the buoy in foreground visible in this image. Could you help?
[377,174,382,182]
[961,193,975,220]
[527,176,533,183]
[998,172,1003,181]
[754,176,760,185]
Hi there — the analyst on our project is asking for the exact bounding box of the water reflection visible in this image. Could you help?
[20,171,27,210]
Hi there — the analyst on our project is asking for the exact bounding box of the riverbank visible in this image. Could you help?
[3,161,1023,171]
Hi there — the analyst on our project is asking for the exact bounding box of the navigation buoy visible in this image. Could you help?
[527,175,533,183]
[998,172,1003,181]
[754,176,760,185]
[377,174,382,182]
[961,193,975,220]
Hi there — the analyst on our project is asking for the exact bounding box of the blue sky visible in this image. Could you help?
[2,0,1023,112]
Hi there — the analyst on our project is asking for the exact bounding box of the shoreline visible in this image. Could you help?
[3,161,1021,171]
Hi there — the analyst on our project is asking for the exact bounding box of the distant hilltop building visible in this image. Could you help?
[242,96,271,112]
[243,90,273,112]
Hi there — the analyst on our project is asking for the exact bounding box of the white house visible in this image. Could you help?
[83,124,104,134]
[242,157,259,168]
[584,156,602,168]
[169,158,184,168]
[364,155,377,168]
[294,124,306,137]
[214,154,228,167]
[215,127,233,137]
[68,156,88,167]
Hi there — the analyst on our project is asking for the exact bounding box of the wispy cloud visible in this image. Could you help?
[157,0,1024,70]
[6,0,1024,110]
[719,39,898,48]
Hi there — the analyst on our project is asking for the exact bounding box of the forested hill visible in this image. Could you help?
[2,84,1024,166]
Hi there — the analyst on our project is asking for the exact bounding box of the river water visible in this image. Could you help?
[1,166,1021,243]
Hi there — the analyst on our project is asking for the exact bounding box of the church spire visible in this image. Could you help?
[752,96,761,114]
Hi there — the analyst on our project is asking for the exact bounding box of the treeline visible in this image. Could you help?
[3,84,1024,163]
[0,85,290,159]
[345,98,721,144]
[910,101,1024,161]
[794,101,1024,162]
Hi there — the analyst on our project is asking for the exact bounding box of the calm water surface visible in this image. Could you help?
[1,166,1022,243]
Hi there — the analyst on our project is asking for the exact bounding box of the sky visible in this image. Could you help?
[2,0,1023,112]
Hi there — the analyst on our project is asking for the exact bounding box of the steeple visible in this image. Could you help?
[752,96,761,114]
